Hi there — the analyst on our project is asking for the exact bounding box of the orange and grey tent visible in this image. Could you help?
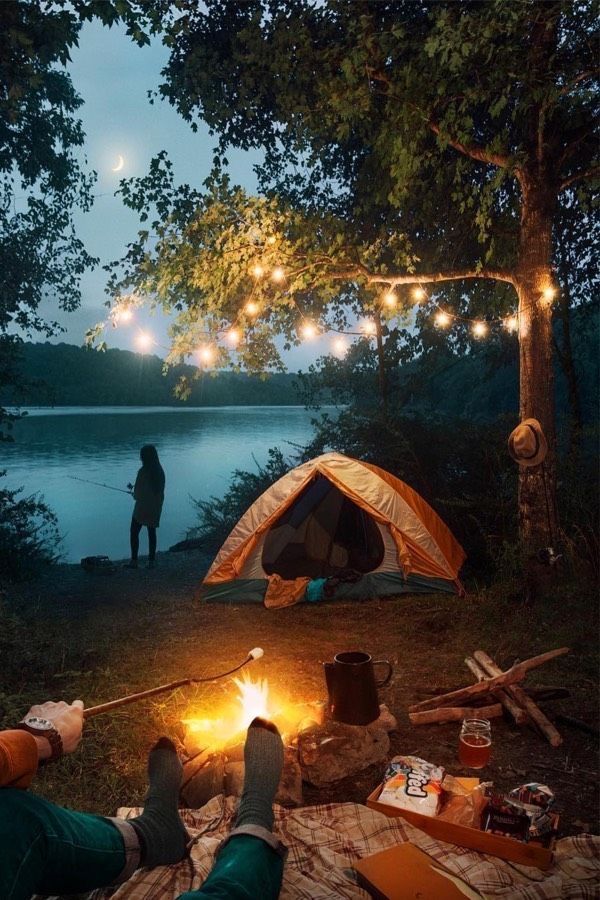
[201,452,465,607]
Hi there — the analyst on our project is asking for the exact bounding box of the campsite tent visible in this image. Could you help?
[201,452,466,607]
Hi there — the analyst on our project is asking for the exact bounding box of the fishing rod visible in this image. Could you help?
[83,648,265,719]
[68,475,132,495]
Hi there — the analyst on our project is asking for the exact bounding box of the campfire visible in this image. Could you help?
[182,674,324,754]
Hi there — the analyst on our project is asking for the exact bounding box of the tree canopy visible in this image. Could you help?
[104,0,598,550]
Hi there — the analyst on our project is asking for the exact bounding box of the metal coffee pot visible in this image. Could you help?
[323,651,393,726]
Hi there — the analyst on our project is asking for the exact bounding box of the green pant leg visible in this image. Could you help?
[0,788,128,900]
[178,835,284,900]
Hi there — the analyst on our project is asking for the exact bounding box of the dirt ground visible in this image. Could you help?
[4,549,599,839]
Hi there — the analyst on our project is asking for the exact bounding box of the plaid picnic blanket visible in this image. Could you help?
[90,796,600,900]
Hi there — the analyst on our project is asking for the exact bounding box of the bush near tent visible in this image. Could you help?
[200,452,465,607]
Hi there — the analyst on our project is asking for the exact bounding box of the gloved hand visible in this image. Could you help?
[24,700,84,757]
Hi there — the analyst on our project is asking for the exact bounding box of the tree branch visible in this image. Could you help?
[559,166,600,192]
[323,264,516,288]
[428,119,510,169]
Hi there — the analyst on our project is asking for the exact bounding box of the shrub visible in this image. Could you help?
[187,448,294,550]
[0,472,61,581]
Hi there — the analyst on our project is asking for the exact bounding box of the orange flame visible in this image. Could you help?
[182,675,324,752]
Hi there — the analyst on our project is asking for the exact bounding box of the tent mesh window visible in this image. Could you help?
[262,474,384,579]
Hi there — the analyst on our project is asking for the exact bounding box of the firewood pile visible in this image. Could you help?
[408,647,570,747]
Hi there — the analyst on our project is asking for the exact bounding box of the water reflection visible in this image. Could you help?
[0,406,319,562]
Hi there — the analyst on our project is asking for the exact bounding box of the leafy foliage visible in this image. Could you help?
[187,448,292,550]
[0,472,61,581]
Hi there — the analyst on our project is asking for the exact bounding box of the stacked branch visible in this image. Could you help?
[408,647,569,747]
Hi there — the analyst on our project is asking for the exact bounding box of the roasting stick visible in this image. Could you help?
[465,656,529,726]
[473,650,563,748]
[83,648,264,719]
[408,647,570,713]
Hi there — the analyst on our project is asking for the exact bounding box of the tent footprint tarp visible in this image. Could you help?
[200,452,466,607]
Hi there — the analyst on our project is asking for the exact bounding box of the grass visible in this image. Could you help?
[2,554,598,834]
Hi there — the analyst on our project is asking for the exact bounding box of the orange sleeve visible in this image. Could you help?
[0,730,39,788]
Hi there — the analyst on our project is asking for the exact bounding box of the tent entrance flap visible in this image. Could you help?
[262,474,384,579]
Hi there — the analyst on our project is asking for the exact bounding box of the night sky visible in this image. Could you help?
[38,20,337,372]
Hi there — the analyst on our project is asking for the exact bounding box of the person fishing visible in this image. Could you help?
[126,444,165,569]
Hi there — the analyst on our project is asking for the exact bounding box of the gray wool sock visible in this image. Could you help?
[236,717,284,832]
[129,738,188,868]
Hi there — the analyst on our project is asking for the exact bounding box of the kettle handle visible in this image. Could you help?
[373,659,393,687]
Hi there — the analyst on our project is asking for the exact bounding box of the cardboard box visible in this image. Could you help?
[354,842,483,899]
[366,780,556,870]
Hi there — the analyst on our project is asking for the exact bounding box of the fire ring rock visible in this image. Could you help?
[298,720,390,787]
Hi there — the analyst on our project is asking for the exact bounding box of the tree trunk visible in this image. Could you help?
[553,265,583,455]
[374,313,388,413]
[515,180,559,552]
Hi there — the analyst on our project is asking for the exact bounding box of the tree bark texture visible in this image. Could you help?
[515,179,559,551]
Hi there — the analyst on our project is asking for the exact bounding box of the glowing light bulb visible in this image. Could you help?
[542,285,556,303]
[412,286,427,303]
[226,328,240,346]
[300,322,317,340]
[135,331,153,352]
[245,301,259,316]
[113,306,133,324]
[332,337,347,356]
[504,315,518,333]
[199,346,214,365]
[435,311,451,328]
[383,291,396,307]
[271,266,285,283]
[251,263,265,278]
[266,235,277,246]
[362,319,377,335]
[472,320,487,338]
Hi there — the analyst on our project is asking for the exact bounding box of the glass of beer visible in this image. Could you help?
[458,717,492,769]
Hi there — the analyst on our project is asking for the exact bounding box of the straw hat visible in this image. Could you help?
[508,418,548,467]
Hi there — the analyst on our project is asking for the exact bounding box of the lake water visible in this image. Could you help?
[1,406,320,563]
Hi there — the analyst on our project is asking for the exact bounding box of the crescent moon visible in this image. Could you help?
[111,154,124,173]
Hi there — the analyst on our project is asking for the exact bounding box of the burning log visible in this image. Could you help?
[465,656,529,725]
[473,650,563,747]
[408,647,570,713]
[409,703,503,725]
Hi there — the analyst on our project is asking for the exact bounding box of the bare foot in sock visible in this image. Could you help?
[129,737,188,868]
[236,717,284,832]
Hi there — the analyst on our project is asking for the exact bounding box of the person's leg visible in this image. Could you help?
[148,525,157,564]
[0,738,188,900]
[177,718,285,900]
[129,516,142,566]
[0,788,134,900]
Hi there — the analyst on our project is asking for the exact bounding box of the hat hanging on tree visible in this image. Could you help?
[508,418,548,467]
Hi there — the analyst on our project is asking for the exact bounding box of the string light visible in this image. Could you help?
[412,286,427,303]
[226,328,240,346]
[266,235,277,246]
[504,315,518,333]
[250,263,265,278]
[198,346,214,365]
[271,266,285,283]
[472,320,488,338]
[383,291,396,307]
[435,311,451,328]
[300,321,317,339]
[362,319,377,336]
[113,306,133,324]
[542,285,556,303]
[245,300,259,316]
[135,331,154,353]
[332,336,347,356]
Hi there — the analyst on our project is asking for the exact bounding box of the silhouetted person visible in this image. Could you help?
[126,445,165,569]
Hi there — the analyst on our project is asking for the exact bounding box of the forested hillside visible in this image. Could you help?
[1,343,303,406]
